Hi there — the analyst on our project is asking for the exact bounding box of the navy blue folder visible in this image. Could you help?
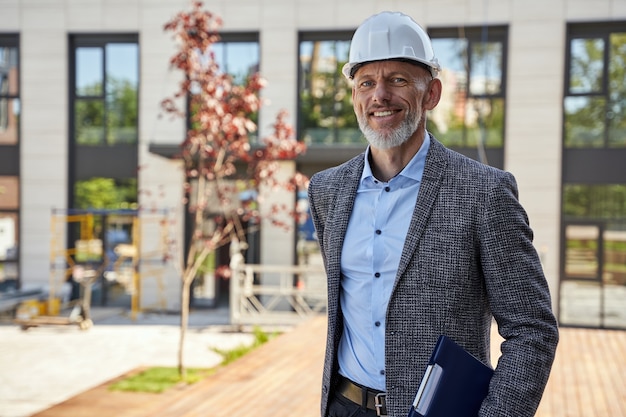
[407,335,494,417]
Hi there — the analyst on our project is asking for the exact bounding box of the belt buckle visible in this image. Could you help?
[374,392,387,417]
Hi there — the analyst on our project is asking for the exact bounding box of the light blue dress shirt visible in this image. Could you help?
[338,134,430,391]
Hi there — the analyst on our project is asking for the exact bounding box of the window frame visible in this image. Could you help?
[559,22,626,330]
[0,34,20,290]
[68,34,139,188]
[562,22,626,184]
[427,25,508,169]
[297,30,361,148]
[563,22,626,150]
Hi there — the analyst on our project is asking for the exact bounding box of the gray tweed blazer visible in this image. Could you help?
[308,135,559,417]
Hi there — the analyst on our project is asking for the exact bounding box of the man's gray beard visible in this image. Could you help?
[358,111,422,150]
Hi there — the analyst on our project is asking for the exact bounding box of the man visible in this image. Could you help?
[308,11,559,417]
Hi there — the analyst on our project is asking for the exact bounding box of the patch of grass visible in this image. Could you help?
[109,367,212,393]
[109,327,278,393]
[211,326,277,365]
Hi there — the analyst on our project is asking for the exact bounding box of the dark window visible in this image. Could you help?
[0,34,19,291]
[298,32,360,146]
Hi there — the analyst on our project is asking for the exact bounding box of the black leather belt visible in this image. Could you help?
[336,376,387,416]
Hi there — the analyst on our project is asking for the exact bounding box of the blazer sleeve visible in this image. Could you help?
[478,171,559,417]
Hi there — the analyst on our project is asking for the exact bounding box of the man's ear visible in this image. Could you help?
[423,78,442,110]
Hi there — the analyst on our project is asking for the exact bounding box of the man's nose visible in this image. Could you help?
[372,82,391,103]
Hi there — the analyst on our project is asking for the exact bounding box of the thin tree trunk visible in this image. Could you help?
[178,272,193,380]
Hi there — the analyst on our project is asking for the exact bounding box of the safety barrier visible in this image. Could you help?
[230,263,327,326]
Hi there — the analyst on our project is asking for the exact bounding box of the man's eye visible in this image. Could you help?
[392,77,406,84]
[360,80,374,88]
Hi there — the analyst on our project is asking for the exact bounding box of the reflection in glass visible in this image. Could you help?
[429,38,468,148]
[75,99,104,145]
[106,90,137,144]
[465,98,504,147]
[299,39,360,145]
[560,280,602,327]
[470,41,502,95]
[602,226,626,328]
[565,225,599,279]
[561,224,602,327]
[0,98,19,144]
[564,96,605,147]
[106,44,138,144]
[74,177,138,210]
[432,38,468,74]
[563,184,626,219]
[428,36,504,150]
[560,223,626,329]
[76,47,103,96]
[0,176,18,209]
[569,38,604,94]
[210,40,260,142]
[0,213,18,260]
[0,46,19,96]
[213,42,259,85]
[608,33,626,147]
[74,42,139,145]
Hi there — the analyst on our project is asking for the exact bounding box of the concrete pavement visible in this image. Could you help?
[0,307,258,417]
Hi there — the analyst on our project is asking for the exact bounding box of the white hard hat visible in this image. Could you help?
[342,11,441,79]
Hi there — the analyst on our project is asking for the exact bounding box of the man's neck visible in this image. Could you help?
[369,133,425,182]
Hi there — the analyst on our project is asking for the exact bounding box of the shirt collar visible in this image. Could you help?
[361,132,431,184]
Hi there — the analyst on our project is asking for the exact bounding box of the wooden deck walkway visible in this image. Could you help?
[32,316,626,417]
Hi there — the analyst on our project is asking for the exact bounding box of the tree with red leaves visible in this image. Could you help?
[162,1,307,378]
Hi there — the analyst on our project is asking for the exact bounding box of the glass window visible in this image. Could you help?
[608,33,626,147]
[562,24,626,329]
[0,172,18,286]
[74,178,138,210]
[569,38,604,94]
[564,96,605,147]
[0,41,19,145]
[0,176,18,209]
[0,36,19,289]
[563,184,626,219]
[213,39,259,85]
[428,27,507,150]
[73,39,138,145]
[0,212,18,261]
[565,29,626,148]
[298,33,360,145]
[561,184,626,329]
[70,35,139,224]
[76,47,103,96]
[211,34,260,141]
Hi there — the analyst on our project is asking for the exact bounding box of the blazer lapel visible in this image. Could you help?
[395,138,447,280]
[325,156,364,289]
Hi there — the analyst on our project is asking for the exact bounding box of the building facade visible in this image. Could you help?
[1,0,625,328]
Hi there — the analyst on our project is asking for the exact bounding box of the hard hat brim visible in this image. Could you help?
[342,57,440,80]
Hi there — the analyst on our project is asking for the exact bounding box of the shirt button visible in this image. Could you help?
[374,272,380,278]
[380,370,385,375]
[384,186,390,192]
[375,229,381,235]
[375,321,381,327]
